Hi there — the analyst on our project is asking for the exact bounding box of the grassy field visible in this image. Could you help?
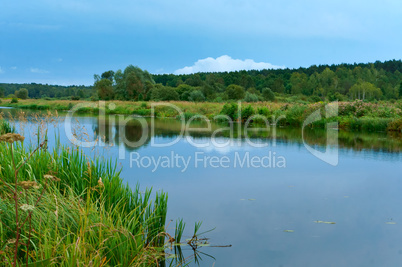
[1,98,402,133]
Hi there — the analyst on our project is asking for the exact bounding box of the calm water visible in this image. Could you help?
[2,109,402,267]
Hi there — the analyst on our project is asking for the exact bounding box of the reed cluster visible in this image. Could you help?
[0,134,171,266]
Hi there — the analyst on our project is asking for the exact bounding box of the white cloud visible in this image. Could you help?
[174,55,284,75]
[0,67,4,74]
[30,68,49,74]
[10,66,17,70]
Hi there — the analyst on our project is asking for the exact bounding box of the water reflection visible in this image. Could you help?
[92,115,402,154]
[1,108,401,154]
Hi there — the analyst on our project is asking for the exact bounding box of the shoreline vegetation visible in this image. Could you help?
[0,118,208,266]
[1,59,401,133]
[1,99,402,133]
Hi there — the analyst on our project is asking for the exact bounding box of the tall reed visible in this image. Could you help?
[0,135,169,266]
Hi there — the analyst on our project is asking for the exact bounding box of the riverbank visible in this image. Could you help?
[1,99,402,133]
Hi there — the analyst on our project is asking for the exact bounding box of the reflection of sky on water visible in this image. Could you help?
[3,111,402,266]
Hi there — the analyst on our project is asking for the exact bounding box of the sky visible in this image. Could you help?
[0,0,401,85]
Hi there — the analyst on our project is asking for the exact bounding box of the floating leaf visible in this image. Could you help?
[386,222,396,225]
[314,220,336,224]
[240,199,246,201]
[248,199,256,201]
[284,230,294,233]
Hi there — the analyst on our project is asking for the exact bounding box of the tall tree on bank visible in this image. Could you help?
[114,65,155,100]
[94,65,155,101]
[15,88,29,99]
[94,75,114,100]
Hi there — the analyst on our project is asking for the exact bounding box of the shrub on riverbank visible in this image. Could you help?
[387,118,402,132]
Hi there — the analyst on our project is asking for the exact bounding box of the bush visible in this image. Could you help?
[150,84,179,101]
[188,90,205,102]
[15,88,29,99]
[71,96,80,101]
[341,117,392,132]
[309,95,322,102]
[262,88,275,101]
[226,84,245,100]
[213,96,224,103]
[328,92,345,101]
[285,104,308,125]
[11,97,18,103]
[387,119,402,132]
[257,107,272,117]
[242,105,255,121]
[133,109,152,116]
[244,92,259,102]
[220,103,239,120]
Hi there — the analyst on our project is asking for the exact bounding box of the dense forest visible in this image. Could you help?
[1,59,402,102]
[151,60,402,102]
[91,59,402,102]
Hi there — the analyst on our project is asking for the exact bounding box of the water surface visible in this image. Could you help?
[2,109,402,267]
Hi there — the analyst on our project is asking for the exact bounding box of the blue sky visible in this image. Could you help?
[0,0,401,85]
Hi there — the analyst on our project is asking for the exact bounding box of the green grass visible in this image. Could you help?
[0,136,172,266]
[0,119,15,135]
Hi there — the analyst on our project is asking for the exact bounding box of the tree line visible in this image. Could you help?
[1,59,401,102]
[94,60,402,102]
[0,83,92,100]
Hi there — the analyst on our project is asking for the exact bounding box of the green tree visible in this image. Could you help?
[78,89,85,99]
[113,65,155,100]
[290,72,308,95]
[319,68,338,95]
[101,70,115,82]
[262,88,275,101]
[271,78,285,93]
[399,82,402,99]
[95,79,114,100]
[150,84,179,101]
[15,88,28,99]
[189,90,205,102]
[226,84,245,100]
[244,92,259,102]
[349,82,382,100]
[0,87,4,98]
